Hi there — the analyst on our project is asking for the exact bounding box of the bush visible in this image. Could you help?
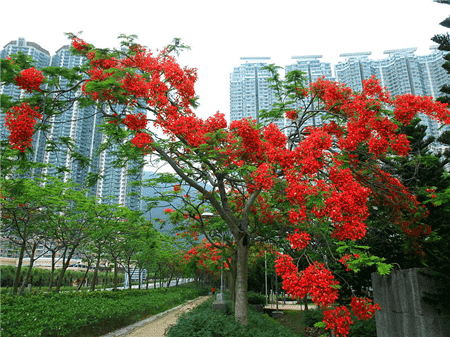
[348,314,377,337]
[166,297,298,337]
[247,291,266,305]
[297,306,376,336]
[302,307,324,327]
[1,283,207,337]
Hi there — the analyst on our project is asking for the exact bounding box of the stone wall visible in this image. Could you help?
[371,268,450,337]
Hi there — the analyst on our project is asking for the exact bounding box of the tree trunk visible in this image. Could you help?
[228,253,237,303]
[104,267,109,290]
[48,250,56,291]
[138,266,142,289]
[234,237,249,325]
[55,245,77,293]
[113,260,118,290]
[90,247,102,291]
[19,242,37,295]
[13,242,26,295]
[77,261,91,291]
[166,270,175,288]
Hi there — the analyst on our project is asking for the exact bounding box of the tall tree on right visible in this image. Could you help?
[432,8,450,105]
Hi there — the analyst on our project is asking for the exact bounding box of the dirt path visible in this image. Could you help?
[102,296,210,337]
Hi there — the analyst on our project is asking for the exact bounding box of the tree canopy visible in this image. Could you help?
[2,34,450,335]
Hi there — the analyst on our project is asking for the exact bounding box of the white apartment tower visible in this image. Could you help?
[229,57,281,127]
[336,47,450,145]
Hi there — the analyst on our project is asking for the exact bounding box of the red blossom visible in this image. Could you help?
[338,254,360,271]
[14,67,44,92]
[71,37,89,52]
[323,306,353,337]
[351,297,381,320]
[130,132,152,153]
[5,103,42,152]
[122,113,148,131]
[286,110,298,120]
[287,231,311,250]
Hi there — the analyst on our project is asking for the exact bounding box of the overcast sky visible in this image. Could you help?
[1,0,448,121]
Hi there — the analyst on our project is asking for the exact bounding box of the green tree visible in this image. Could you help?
[3,35,450,333]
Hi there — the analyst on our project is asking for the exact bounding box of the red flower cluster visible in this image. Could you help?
[250,163,275,191]
[122,113,148,131]
[350,297,381,320]
[71,37,89,52]
[338,254,360,271]
[286,110,298,120]
[393,94,450,125]
[275,256,339,308]
[287,231,311,250]
[5,103,42,152]
[130,132,152,153]
[14,67,44,92]
[323,306,353,337]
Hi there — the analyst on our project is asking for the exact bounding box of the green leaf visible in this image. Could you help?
[377,263,393,275]
[314,321,326,328]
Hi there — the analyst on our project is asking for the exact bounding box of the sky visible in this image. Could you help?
[1,0,449,121]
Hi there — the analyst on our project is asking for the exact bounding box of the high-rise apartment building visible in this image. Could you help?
[0,38,142,210]
[0,38,51,164]
[285,55,336,129]
[229,57,281,127]
[335,52,374,93]
[286,55,335,84]
[335,47,450,144]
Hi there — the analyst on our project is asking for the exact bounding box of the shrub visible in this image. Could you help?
[296,306,376,337]
[302,307,324,327]
[348,314,377,337]
[1,283,207,337]
[166,297,298,337]
[247,291,266,305]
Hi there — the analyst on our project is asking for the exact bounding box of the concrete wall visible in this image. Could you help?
[371,268,450,337]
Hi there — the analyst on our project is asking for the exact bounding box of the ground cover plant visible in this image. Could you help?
[0,283,207,337]
[274,307,377,337]
[166,295,298,337]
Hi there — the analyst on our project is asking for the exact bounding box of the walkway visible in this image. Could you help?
[101,296,210,337]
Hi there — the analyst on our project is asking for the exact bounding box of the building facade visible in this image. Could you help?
[0,38,142,210]
[229,57,282,127]
[335,46,450,143]
[0,38,51,165]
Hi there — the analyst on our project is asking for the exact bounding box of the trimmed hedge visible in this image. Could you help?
[1,283,207,337]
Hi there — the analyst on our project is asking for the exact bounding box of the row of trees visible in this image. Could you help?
[2,29,450,335]
[0,265,125,289]
[0,167,190,295]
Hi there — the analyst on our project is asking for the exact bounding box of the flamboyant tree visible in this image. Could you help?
[2,34,450,335]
